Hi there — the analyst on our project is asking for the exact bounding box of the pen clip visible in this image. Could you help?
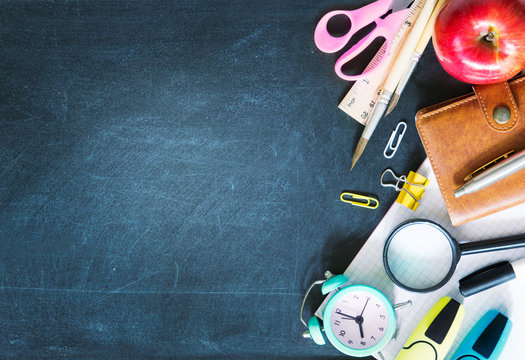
[464,150,516,181]
[383,121,407,159]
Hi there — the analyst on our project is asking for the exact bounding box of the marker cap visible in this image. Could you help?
[459,261,516,297]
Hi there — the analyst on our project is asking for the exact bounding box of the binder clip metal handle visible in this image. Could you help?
[381,169,429,210]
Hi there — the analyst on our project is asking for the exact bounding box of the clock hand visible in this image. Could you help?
[335,311,356,320]
[360,297,370,317]
[355,298,369,339]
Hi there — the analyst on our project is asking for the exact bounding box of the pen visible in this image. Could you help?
[351,0,437,170]
[386,0,448,115]
[454,148,525,198]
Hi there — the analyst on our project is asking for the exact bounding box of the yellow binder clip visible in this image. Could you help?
[380,169,430,211]
[340,192,379,209]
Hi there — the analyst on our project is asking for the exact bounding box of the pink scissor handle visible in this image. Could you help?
[334,8,409,81]
[314,0,393,53]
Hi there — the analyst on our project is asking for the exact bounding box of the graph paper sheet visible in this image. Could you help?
[316,158,525,359]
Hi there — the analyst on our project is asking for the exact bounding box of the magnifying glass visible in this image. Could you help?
[383,219,525,292]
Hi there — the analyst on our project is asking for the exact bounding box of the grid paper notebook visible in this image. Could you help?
[316,158,525,359]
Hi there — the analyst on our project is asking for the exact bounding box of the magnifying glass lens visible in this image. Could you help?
[385,222,455,291]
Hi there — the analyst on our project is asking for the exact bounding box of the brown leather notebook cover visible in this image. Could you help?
[416,75,525,226]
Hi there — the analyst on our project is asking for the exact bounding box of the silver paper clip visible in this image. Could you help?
[383,121,407,159]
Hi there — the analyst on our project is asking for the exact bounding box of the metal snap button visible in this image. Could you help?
[493,106,511,124]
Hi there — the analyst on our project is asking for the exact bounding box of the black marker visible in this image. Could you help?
[459,258,525,297]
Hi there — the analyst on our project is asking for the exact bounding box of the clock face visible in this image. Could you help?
[323,285,395,356]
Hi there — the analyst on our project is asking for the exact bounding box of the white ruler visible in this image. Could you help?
[338,0,426,125]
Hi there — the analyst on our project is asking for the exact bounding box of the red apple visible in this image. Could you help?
[433,0,525,84]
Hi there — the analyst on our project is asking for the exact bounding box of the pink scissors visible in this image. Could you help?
[314,0,413,81]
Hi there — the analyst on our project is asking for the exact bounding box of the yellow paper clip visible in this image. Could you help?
[380,169,430,211]
[340,192,379,209]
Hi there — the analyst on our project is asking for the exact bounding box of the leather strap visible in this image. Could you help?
[473,81,520,132]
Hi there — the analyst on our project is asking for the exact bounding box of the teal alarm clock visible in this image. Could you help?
[301,272,410,358]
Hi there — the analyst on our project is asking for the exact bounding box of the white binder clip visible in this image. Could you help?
[383,121,407,159]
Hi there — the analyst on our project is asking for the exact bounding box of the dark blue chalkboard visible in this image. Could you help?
[0,0,471,359]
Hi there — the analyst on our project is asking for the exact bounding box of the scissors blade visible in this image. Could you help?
[391,0,414,12]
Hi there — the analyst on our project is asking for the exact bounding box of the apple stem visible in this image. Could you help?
[485,32,496,42]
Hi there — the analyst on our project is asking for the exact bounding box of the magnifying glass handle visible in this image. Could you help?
[461,233,525,256]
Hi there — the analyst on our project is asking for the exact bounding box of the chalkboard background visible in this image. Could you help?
[0,1,471,359]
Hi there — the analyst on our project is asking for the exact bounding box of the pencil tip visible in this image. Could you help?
[385,94,399,115]
[350,138,369,171]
